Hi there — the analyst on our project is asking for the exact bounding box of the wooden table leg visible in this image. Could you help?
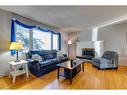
[70,70,72,84]
[13,76,16,83]
[57,67,60,79]
[9,64,12,78]
[82,62,84,72]
[26,64,29,78]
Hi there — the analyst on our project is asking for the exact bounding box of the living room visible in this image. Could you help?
[1,5,127,92]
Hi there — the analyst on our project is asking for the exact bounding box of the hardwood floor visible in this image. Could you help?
[1,62,127,89]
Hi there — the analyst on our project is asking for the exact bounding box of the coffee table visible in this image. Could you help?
[57,59,84,84]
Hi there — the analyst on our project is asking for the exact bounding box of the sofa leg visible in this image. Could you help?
[114,67,118,70]
[97,68,100,70]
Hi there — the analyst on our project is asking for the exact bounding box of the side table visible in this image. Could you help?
[9,60,29,83]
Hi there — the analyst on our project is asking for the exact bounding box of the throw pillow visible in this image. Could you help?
[32,54,43,62]
[57,51,64,58]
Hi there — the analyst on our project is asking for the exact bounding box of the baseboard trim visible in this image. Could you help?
[0,76,4,78]
[0,74,8,78]
[118,64,127,66]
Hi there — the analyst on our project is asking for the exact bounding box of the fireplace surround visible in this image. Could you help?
[76,48,95,60]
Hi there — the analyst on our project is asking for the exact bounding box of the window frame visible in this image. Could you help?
[15,24,30,52]
[52,33,59,50]
[15,24,61,51]
[32,28,52,50]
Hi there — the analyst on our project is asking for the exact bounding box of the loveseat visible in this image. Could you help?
[26,50,68,77]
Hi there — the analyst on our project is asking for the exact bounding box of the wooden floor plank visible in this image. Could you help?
[0,62,127,89]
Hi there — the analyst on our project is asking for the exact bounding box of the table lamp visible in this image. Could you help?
[10,42,23,62]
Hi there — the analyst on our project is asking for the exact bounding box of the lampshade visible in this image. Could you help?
[67,40,72,45]
[10,42,23,50]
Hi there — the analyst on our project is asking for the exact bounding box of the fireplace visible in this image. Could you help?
[76,48,95,60]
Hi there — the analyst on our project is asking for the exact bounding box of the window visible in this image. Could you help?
[53,34,59,50]
[15,23,60,51]
[33,29,51,50]
[16,24,30,51]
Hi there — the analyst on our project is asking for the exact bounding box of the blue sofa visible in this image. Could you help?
[26,50,68,77]
[92,51,118,69]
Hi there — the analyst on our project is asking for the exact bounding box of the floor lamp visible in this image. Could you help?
[67,40,72,59]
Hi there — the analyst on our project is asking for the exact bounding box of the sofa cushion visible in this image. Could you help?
[39,60,54,67]
[52,53,57,58]
[100,58,112,64]
[102,51,117,60]
[29,50,57,57]
[51,58,61,63]
[30,50,49,56]
[58,57,68,62]
[92,58,101,64]
[57,51,64,58]
[30,50,41,55]
[43,54,54,60]
[32,54,43,62]
[40,60,53,64]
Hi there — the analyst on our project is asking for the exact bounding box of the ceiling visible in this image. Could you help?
[1,6,127,32]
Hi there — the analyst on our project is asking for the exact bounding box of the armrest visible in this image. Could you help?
[63,54,67,57]
[27,59,34,62]
[28,60,40,70]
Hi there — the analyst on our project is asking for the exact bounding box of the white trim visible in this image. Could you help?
[97,15,127,28]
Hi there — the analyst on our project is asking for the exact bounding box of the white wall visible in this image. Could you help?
[0,9,68,76]
[61,32,68,54]
[78,29,93,41]
[98,23,127,66]
[68,29,93,58]
[0,9,14,76]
